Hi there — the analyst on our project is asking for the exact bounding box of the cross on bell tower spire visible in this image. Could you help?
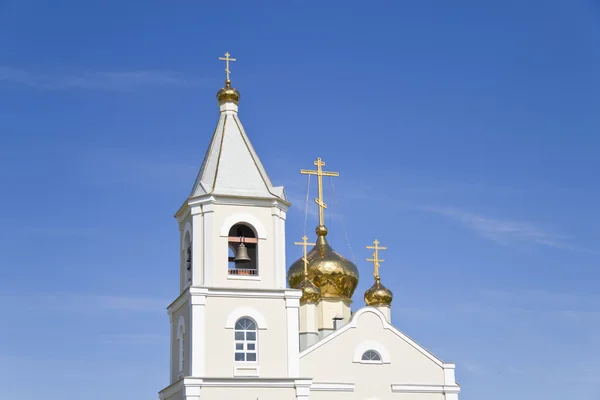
[218,51,237,83]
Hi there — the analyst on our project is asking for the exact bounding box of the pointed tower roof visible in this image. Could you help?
[190,77,286,201]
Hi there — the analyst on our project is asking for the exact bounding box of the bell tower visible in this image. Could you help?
[160,54,311,400]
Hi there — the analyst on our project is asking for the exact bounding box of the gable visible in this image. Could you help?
[300,308,448,393]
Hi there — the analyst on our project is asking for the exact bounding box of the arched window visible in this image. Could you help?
[361,350,382,362]
[183,232,192,285]
[227,224,258,277]
[234,318,257,362]
[177,318,185,373]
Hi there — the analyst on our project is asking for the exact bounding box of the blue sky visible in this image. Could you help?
[1,1,599,399]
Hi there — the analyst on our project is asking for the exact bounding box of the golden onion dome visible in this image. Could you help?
[288,225,359,301]
[295,277,321,304]
[217,79,240,104]
[364,277,393,307]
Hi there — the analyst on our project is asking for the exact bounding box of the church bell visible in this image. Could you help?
[234,242,251,263]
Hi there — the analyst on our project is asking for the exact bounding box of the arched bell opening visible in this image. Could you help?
[227,223,258,276]
[183,231,192,285]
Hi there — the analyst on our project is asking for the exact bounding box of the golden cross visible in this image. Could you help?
[300,157,339,227]
[294,235,316,278]
[366,239,387,279]
[218,52,237,81]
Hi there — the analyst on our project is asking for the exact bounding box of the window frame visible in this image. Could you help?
[177,317,185,375]
[233,317,258,363]
[361,350,382,364]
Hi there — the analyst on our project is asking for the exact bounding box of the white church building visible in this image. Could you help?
[158,54,461,400]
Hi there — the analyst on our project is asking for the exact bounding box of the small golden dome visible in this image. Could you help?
[295,277,322,304]
[217,79,240,104]
[288,225,359,301]
[364,277,393,307]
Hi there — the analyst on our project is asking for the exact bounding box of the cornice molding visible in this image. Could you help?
[311,382,354,392]
[170,377,312,388]
[391,384,460,394]
[168,287,301,313]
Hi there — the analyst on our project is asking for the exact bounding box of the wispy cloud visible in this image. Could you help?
[418,205,598,254]
[0,66,203,91]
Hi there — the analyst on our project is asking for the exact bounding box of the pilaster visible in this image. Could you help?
[374,305,391,323]
[443,363,460,400]
[299,302,319,351]
[285,291,301,377]
[294,379,312,400]
[201,203,215,285]
[276,209,287,288]
[169,313,175,383]
[190,290,207,377]
[190,205,204,287]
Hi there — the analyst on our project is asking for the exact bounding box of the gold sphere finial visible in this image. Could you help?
[315,225,328,237]
[217,80,240,104]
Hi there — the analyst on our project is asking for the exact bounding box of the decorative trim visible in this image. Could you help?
[294,379,313,397]
[233,364,260,377]
[158,380,183,400]
[311,382,354,392]
[167,290,190,315]
[219,213,267,239]
[443,364,457,385]
[225,307,268,329]
[182,377,303,388]
[168,287,299,312]
[188,193,289,209]
[300,307,444,367]
[391,384,460,394]
[160,377,314,398]
[210,290,283,299]
[352,340,391,364]
[227,275,262,281]
[285,296,300,309]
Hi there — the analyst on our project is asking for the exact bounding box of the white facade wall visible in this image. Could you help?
[203,295,290,377]
[318,298,351,332]
[300,309,458,399]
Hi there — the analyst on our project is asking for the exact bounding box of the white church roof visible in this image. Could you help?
[190,99,286,201]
